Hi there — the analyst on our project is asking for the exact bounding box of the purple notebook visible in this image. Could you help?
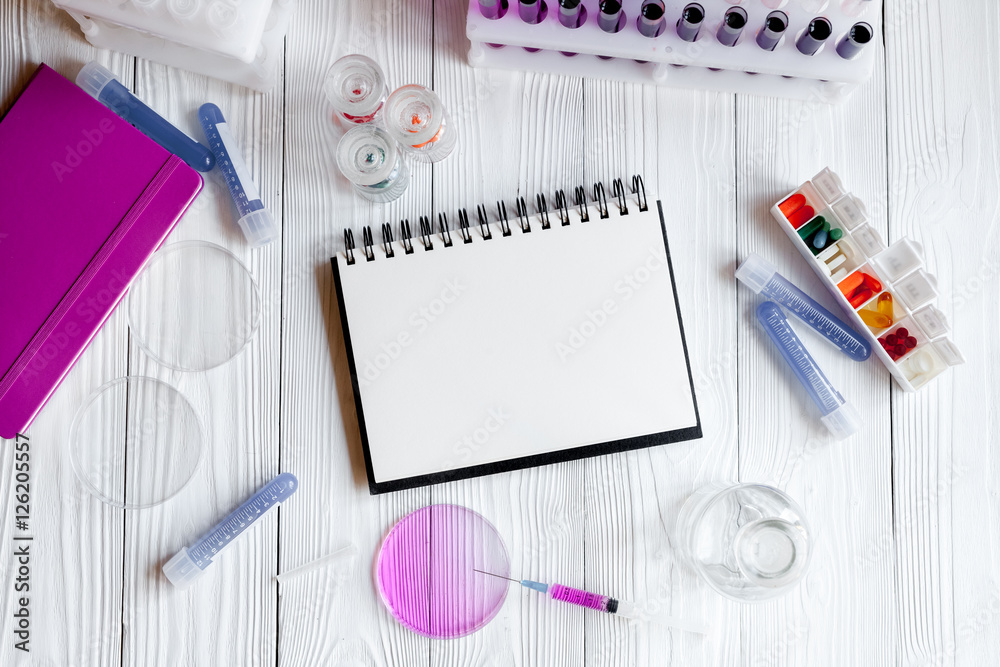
[0,64,203,439]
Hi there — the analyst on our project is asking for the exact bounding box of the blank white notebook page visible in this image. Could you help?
[335,200,699,488]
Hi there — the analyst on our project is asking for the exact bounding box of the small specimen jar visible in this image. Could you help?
[336,126,409,203]
[324,54,387,124]
[384,85,457,163]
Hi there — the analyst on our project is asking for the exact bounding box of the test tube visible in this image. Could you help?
[756,11,788,51]
[717,7,747,47]
[736,253,871,362]
[478,0,507,19]
[676,3,705,43]
[336,126,410,203]
[756,302,861,440]
[384,85,457,163]
[558,0,584,28]
[198,103,278,248]
[836,22,873,59]
[518,0,542,24]
[598,0,624,34]
[323,54,387,125]
[76,61,214,172]
[796,17,833,55]
[637,0,666,38]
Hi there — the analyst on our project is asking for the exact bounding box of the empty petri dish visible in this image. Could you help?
[127,241,261,372]
[70,376,203,509]
[375,505,511,638]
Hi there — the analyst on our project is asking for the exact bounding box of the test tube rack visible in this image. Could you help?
[467,0,880,103]
[51,0,295,91]
[770,168,965,392]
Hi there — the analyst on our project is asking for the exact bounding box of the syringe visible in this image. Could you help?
[163,473,298,588]
[198,103,278,247]
[474,570,707,634]
[737,253,871,362]
[756,301,861,439]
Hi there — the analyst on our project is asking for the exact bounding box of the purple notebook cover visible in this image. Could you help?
[0,64,203,439]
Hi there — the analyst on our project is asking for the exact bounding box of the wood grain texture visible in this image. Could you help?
[2,0,1000,666]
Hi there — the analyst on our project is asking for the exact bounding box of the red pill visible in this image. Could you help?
[787,205,816,229]
[896,328,908,338]
[862,273,883,293]
[905,336,917,348]
[885,334,898,345]
[850,288,873,308]
[894,344,907,357]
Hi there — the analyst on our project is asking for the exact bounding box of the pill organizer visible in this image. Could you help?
[467,0,880,103]
[51,0,295,91]
[770,168,964,391]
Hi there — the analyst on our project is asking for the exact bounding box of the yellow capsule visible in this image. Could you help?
[877,292,894,323]
[859,308,892,329]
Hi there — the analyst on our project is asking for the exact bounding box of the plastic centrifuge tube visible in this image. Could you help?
[198,103,278,247]
[736,253,871,362]
[755,301,862,439]
[384,85,457,163]
[76,61,214,172]
[163,473,299,588]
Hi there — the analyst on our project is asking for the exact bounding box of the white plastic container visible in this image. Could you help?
[52,0,296,91]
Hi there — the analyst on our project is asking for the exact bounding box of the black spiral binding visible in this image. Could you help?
[612,178,629,216]
[399,219,414,254]
[343,176,648,263]
[632,175,648,212]
[419,216,434,250]
[458,208,473,243]
[476,204,492,240]
[344,229,356,265]
[554,190,569,226]
[381,223,395,258]
[515,197,531,233]
[438,213,453,247]
[497,200,511,236]
[574,186,590,222]
[361,226,375,261]
[536,193,551,230]
[593,182,609,219]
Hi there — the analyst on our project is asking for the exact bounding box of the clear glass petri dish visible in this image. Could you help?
[127,241,262,372]
[70,376,203,509]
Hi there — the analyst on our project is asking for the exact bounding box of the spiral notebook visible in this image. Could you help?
[331,178,701,494]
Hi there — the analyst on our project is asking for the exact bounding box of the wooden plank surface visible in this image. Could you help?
[1,0,999,666]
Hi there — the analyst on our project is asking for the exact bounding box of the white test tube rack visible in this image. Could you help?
[467,0,881,103]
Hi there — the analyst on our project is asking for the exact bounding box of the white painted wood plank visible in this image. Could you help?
[579,79,741,666]
[0,5,135,666]
[277,1,434,666]
[116,58,285,666]
[429,1,589,667]
[885,1,1000,665]
[735,18,896,666]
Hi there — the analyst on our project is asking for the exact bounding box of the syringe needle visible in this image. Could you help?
[473,568,519,583]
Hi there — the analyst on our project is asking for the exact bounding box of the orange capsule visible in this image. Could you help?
[838,271,864,298]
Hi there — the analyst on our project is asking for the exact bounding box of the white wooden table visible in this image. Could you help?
[2,1,998,665]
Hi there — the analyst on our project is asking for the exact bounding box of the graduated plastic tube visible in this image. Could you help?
[737,253,871,362]
[756,302,861,439]
[76,61,214,172]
